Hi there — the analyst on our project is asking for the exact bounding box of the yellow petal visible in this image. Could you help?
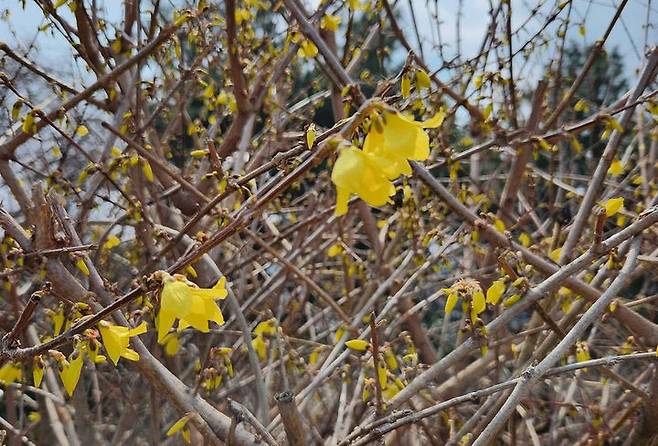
[401,74,411,98]
[421,109,446,128]
[604,197,624,217]
[518,232,531,247]
[334,325,346,343]
[327,244,343,257]
[503,294,522,307]
[60,353,83,396]
[142,160,154,182]
[486,280,505,305]
[445,292,458,315]
[0,363,22,385]
[345,339,370,352]
[415,69,431,90]
[75,258,90,276]
[22,112,36,135]
[254,319,277,336]
[549,248,561,263]
[163,333,180,356]
[472,290,486,316]
[102,235,121,250]
[607,159,624,177]
[129,321,148,337]
[75,125,89,137]
[306,124,316,149]
[320,14,341,32]
[334,186,350,216]
[121,348,140,361]
[252,335,267,360]
[33,365,44,388]
[493,218,506,233]
[166,414,193,436]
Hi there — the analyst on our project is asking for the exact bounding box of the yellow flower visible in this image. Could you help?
[331,146,396,216]
[0,362,22,385]
[298,40,318,58]
[33,357,44,388]
[48,306,65,336]
[518,232,531,247]
[142,159,154,182]
[332,110,441,216]
[166,413,194,444]
[321,14,341,32]
[604,197,624,217]
[157,273,228,343]
[369,111,441,167]
[161,333,180,356]
[327,244,343,257]
[444,291,458,316]
[60,351,84,396]
[401,74,411,98]
[254,319,277,336]
[309,348,320,364]
[252,319,276,360]
[306,123,316,149]
[608,159,624,177]
[99,321,147,365]
[415,69,431,90]
[252,335,267,360]
[102,235,121,250]
[470,290,486,321]
[486,280,505,305]
[549,248,561,263]
[576,341,590,363]
[345,339,370,352]
[75,258,90,276]
[75,125,89,137]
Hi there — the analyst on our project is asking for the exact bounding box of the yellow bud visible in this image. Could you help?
[345,339,369,352]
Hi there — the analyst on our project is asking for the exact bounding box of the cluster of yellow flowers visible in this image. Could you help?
[251,319,277,360]
[156,273,228,344]
[0,273,230,397]
[331,109,444,216]
[344,336,418,403]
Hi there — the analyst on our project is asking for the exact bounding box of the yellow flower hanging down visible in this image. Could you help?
[331,145,397,216]
[0,362,22,385]
[251,319,277,360]
[332,110,444,216]
[98,321,148,365]
[60,351,84,396]
[166,413,194,444]
[156,273,228,343]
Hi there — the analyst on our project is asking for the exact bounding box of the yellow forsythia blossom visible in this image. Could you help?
[576,341,590,363]
[607,159,624,176]
[470,290,486,322]
[332,111,443,216]
[444,291,459,316]
[320,14,341,32]
[252,319,277,360]
[98,321,147,365]
[0,362,22,385]
[604,197,624,217]
[486,280,505,305]
[166,413,194,444]
[156,273,228,343]
[345,339,370,352]
[102,235,121,250]
[33,357,44,388]
[298,40,318,58]
[60,351,84,396]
